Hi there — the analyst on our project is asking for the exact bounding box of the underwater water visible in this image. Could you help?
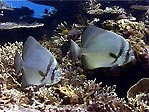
[5,0,56,18]
[0,0,58,44]
[0,0,149,111]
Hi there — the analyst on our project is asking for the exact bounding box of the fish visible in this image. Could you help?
[70,25,135,70]
[14,36,61,87]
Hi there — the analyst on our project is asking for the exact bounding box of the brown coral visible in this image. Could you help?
[127,78,149,111]
[87,86,131,112]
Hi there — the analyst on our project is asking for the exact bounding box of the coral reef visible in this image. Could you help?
[84,0,126,21]
[127,78,149,111]
[54,21,83,41]
[130,5,149,21]
[0,0,149,111]
[85,1,103,15]
[0,0,13,10]
[87,86,131,112]
[0,36,133,111]
[0,22,44,30]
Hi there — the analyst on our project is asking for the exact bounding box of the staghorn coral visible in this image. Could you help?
[87,86,132,112]
[0,42,23,89]
[85,0,103,15]
[130,93,149,111]
[104,6,125,15]
[84,0,126,21]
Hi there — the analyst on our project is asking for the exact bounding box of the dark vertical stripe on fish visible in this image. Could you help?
[110,39,125,64]
[123,44,131,65]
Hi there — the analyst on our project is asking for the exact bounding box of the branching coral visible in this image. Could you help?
[131,93,149,111]
[84,0,126,20]
[0,41,23,89]
[85,0,103,15]
[87,86,131,112]
[104,6,125,15]
[0,41,31,110]
[102,19,146,36]
[78,79,101,103]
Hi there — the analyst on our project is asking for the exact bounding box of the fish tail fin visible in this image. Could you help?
[14,50,23,74]
[70,39,81,62]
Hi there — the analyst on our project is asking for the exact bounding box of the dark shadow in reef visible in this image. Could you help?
[0,27,45,45]
[85,62,149,98]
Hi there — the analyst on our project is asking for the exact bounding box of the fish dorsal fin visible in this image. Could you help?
[23,36,55,73]
[82,25,106,47]
[23,36,43,60]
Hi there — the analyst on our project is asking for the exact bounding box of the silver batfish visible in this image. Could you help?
[71,25,135,70]
[14,36,61,87]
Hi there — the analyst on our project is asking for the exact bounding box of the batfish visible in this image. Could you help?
[70,25,135,70]
[14,36,61,87]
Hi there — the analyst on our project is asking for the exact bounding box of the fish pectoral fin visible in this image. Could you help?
[38,70,45,77]
[109,53,119,64]
[38,70,46,82]
[109,53,118,59]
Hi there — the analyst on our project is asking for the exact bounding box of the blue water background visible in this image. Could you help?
[4,0,55,18]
